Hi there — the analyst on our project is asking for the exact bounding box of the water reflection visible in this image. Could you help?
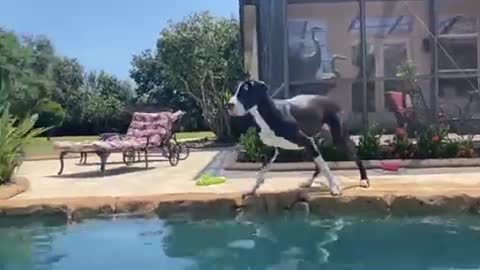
[161,216,480,270]
[0,216,66,270]
[0,215,480,270]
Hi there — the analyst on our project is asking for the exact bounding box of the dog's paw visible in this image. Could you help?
[299,180,314,188]
[242,185,259,199]
[330,185,342,196]
[242,190,255,199]
[359,179,370,188]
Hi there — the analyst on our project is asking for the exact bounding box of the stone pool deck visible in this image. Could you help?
[1,149,480,219]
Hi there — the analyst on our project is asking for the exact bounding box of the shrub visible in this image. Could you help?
[357,124,383,160]
[238,127,274,163]
[35,99,65,133]
[236,124,477,163]
[0,105,49,184]
[237,127,350,163]
[318,138,349,161]
[415,124,449,158]
[384,128,416,159]
[441,135,475,158]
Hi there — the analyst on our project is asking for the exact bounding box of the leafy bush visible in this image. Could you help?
[415,124,449,158]
[238,127,274,163]
[441,135,475,158]
[384,128,416,159]
[236,124,477,163]
[35,99,65,131]
[318,139,349,161]
[357,124,383,160]
[0,105,49,184]
[237,127,349,163]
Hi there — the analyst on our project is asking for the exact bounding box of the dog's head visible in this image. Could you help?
[227,80,268,116]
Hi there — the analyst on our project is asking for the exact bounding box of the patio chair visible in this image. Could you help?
[385,90,414,129]
[53,110,185,175]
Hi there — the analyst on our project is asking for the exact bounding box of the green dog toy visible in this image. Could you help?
[196,174,226,186]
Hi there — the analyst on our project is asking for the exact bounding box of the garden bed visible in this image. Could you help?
[224,150,480,171]
[0,177,30,200]
[228,125,480,171]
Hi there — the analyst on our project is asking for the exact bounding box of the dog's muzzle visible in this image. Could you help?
[227,97,246,116]
[227,102,235,112]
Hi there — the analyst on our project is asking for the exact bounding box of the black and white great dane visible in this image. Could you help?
[227,80,370,196]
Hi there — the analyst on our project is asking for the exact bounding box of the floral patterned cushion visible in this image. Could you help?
[53,110,185,152]
[125,112,174,146]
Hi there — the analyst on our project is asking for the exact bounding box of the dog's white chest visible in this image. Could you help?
[250,108,303,150]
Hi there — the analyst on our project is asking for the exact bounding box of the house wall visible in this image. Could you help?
[287,0,432,129]
[241,0,480,131]
[243,5,259,80]
[436,0,480,116]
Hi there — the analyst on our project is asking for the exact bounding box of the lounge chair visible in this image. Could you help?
[53,110,186,175]
[385,90,414,129]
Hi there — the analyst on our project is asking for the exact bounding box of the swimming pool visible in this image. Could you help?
[1,215,480,270]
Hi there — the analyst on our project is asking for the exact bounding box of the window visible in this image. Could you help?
[349,16,413,37]
[383,42,408,78]
[438,16,478,72]
[352,81,376,113]
[438,16,477,35]
[288,19,330,82]
[438,37,478,71]
[439,77,478,98]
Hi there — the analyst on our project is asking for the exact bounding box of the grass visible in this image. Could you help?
[24,131,215,158]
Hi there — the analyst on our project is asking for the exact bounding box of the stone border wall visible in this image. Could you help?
[1,192,479,222]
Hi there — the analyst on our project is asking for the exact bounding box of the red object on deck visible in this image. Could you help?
[380,161,401,172]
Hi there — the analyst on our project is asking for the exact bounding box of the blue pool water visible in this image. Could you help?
[1,215,480,270]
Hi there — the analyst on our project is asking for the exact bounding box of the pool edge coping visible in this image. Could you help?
[1,191,480,221]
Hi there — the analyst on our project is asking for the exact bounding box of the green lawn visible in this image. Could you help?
[24,131,215,157]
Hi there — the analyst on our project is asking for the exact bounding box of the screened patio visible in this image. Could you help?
[240,0,480,131]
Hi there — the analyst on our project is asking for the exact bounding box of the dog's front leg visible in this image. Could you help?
[245,148,279,197]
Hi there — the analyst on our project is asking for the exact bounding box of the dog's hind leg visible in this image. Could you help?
[327,113,370,188]
[299,161,320,188]
[245,148,279,196]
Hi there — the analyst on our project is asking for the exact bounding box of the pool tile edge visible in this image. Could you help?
[1,192,479,221]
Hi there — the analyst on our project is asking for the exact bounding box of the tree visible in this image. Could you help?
[50,57,86,133]
[96,71,133,102]
[23,35,55,75]
[51,57,84,104]
[84,93,128,133]
[74,71,134,133]
[0,72,48,183]
[130,49,206,131]
[130,49,164,102]
[158,12,244,141]
[1,27,134,136]
[0,30,55,118]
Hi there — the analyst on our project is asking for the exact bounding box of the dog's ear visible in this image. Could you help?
[252,80,268,92]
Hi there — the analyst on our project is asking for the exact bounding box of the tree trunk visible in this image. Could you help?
[205,109,232,142]
[46,129,53,140]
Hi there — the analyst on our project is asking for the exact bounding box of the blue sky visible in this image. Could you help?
[1,0,239,80]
